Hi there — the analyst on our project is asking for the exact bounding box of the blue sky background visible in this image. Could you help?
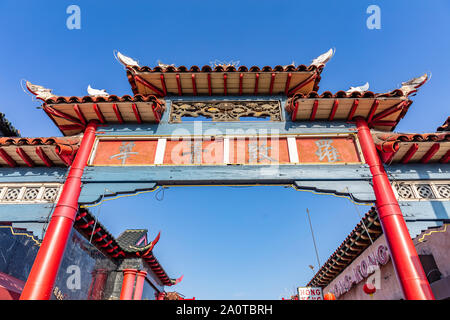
[0,1,449,299]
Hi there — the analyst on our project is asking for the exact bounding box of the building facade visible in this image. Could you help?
[308,200,450,300]
[1,207,181,300]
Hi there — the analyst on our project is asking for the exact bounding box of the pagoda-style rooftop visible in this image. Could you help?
[373,130,450,164]
[286,89,410,131]
[26,80,165,136]
[41,94,164,136]
[285,73,429,132]
[127,63,323,97]
[120,50,333,97]
[0,136,80,167]
[0,113,20,137]
[23,49,432,136]
[75,208,182,287]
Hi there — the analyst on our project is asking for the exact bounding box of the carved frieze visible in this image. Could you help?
[169,100,282,122]
[0,184,62,204]
[393,181,450,201]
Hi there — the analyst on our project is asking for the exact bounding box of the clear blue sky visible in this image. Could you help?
[0,1,449,299]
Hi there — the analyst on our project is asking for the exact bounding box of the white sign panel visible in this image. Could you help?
[297,287,323,300]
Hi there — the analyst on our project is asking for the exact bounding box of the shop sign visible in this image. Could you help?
[330,243,390,298]
[297,287,323,300]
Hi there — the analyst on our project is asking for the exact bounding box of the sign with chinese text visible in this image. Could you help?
[90,135,362,166]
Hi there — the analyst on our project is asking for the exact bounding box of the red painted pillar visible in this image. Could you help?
[120,269,137,300]
[355,117,435,300]
[89,269,108,300]
[20,121,98,300]
[87,270,97,299]
[133,270,147,300]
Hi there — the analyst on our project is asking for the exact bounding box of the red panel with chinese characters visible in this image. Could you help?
[90,135,361,166]
[229,138,290,164]
[91,140,158,166]
[163,139,224,165]
[296,136,361,163]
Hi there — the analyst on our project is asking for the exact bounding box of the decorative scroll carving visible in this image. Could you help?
[169,100,282,122]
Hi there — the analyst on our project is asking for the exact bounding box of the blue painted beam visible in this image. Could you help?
[166,95,286,102]
[0,204,54,222]
[406,221,445,239]
[0,168,68,183]
[294,180,375,202]
[79,182,157,204]
[96,121,357,137]
[82,164,372,184]
[386,164,450,180]
[399,201,450,220]
[0,222,47,241]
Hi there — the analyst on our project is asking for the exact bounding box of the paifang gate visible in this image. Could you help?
[3,49,448,300]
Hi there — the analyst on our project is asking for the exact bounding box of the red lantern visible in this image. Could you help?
[323,292,336,300]
[363,283,376,295]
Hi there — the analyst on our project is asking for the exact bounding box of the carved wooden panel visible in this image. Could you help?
[169,100,282,122]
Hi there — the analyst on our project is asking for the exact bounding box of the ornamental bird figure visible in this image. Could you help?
[346,82,370,94]
[311,48,335,67]
[400,74,429,96]
[115,51,140,68]
[157,60,175,68]
[25,81,56,100]
[87,85,109,97]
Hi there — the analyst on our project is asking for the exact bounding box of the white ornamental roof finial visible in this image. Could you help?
[114,51,140,68]
[310,48,335,67]
[157,60,175,68]
[346,82,370,94]
[87,85,109,97]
